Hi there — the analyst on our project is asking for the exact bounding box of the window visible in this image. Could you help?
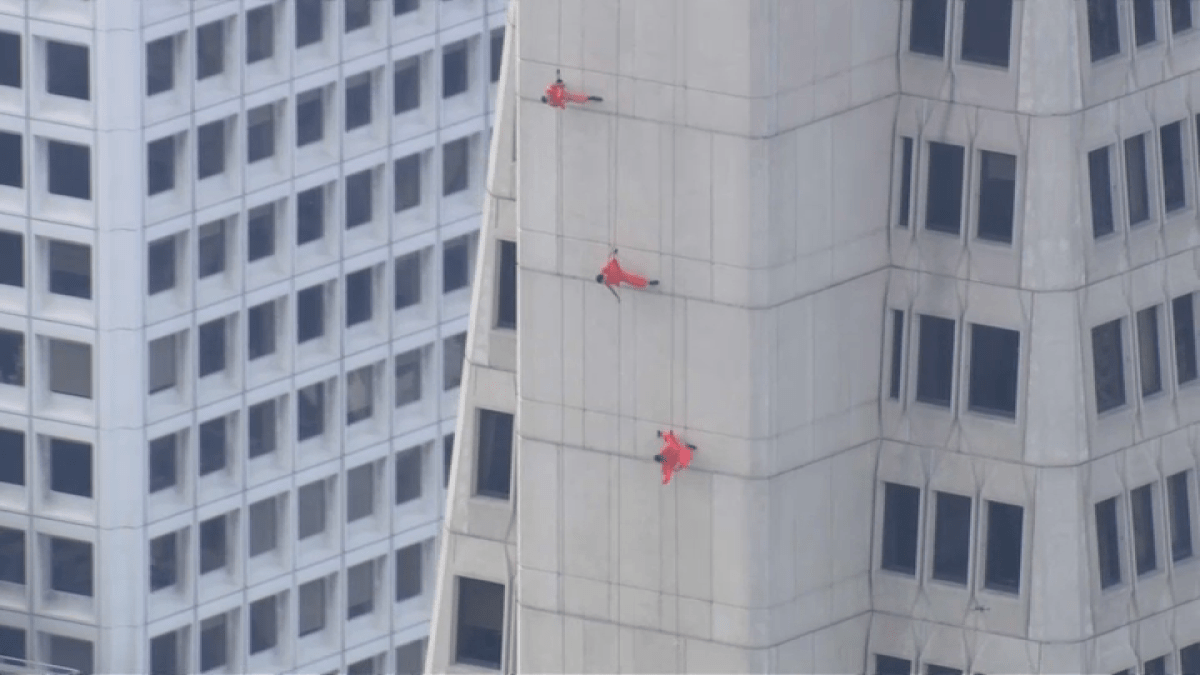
[149,531,177,591]
[296,0,323,47]
[1144,656,1167,675]
[444,332,466,390]
[926,666,961,675]
[395,445,422,505]
[0,32,20,88]
[246,4,275,64]
[496,240,517,329]
[48,240,91,299]
[199,514,227,574]
[1168,471,1194,562]
[248,496,278,557]
[1088,0,1122,60]
[455,577,504,669]
[345,0,372,32]
[931,492,971,585]
[297,284,325,343]
[347,463,374,522]
[395,0,419,15]
[248,399,277,459]
[960,0,1012,66]
[444,433,454,487]
[915,315,955,407]
[395,542,423,601]
[1125,133,1151,226]
[1137,306,1163,397]
[345,169,373,228]
[247,203,275,262]
[394,153,421,212]
[298,480,326,541]
[1131,483,1158,576]
[0,528,24,584]
[396,639,427,675]
[49,536,92,596]
[249,595,278,654]
[247,104,276,164]
[924,142,964,234]
[476,409,513,499]
[443,234,471,292]
[197,120,227,180]
[1089,146,1116,238]
[0,330,22,387]
[0,429,23,486]
[247,301,276,361]
[47,140,91,200]
[148,333,178,395]
[0,131,20,188]
[1161,121,1186,213]
[46,41,89,100]
[297,382,325,441]
[1092,319,1126,413]
[147,236,176,295]
[394,348,422,407]
[346,268,373,326]
[0,232,21,287]
[490,29,504,82]
[146,36,175,96]
[198,416,227,476]
[443,137,469,195]
[148,434,177,493]
[394,250,422,309]
[976,151,1016,243]
[346,560,375,619]
[197,220,227,279]
[296,87,325,147]
[199,614,227,671]
[1173,0,1194,32]
[48,338,91,399]
[394,57,420,114]
[346,365,374,425]
[897,138,913,228]
[909,0,947,56]
[297,185,325,244]
[196,20,225,80]
[349,656,383,675]
[150,630,182,675]
[298,577,326,637]
[968,324,1020,418]
[1133,0,1157,45]
[442,39,468,97]
[45,635,92,675]
[1182,643,1200,675]
[345,71,372,131]
[1174,294,1198,385]
[881,482,920,575]
[888,310,904,400]
[1096,496,1123,588]
[198,317,227,378]
[50,438,91,498]
[875,655,912,675]
[984,500,1023,593]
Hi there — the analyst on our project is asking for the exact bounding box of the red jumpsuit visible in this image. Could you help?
[599,256,648,289]
[658,431,693,485]
[544,82,591,109]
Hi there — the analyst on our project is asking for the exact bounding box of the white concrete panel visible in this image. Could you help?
[711,134,768,269]
[617,455,662,589]
[685,638,769,674]
[851,0,900,67]
[581,619,621,674]
[518,103,562,236]
[1017,0,1083,115]
[831,102,895,245]
[710,473,770,607]
[519,270,563,403]
[620,626,682,673]
[561,448,612,581]
[633,291,675,425]
[1024,292,1089,466]
[519,440,560,572]
[561,110,613,244]
[683,0,760,97]
[1021,116,1087,290]
[614,117,664,252]
[671,127,713,260]
[618,0,676,84]
[518,0,560,65]
[562,575,613,622]
[812,0,852,82]
[580,278,622,415]
[685,301,753,437]
[794,121,834,262]
[518,608,565,674]
[581,0,620,75]
[561,280,586,410]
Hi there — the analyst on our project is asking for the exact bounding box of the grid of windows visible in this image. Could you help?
[1089,117,1198,238]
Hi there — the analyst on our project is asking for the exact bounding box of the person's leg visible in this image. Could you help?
[656,430,663,438]
[588,95,603,101]
[687,444,697,450]
[624,272,648,289]
[648,279,660,286]
[541,96,548,103]
[654,454,664,463]
[595,274,605,284]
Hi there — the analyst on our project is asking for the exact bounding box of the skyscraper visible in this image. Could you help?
[0,0,502,672]
[432,0,1200,672]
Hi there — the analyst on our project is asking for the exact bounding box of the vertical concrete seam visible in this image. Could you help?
[555,1,569,669]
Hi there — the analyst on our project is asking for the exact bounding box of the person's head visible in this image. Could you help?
[595,274,605,284]
[654,454,665,463]
[541,96,547,103]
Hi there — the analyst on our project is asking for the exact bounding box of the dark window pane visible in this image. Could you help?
[345,73,372,131]
[1137,306,1163,397]
[1131,483,1158,576]
[0,131,20,188]
[1089,146,1116,238]
[442,40,468,98]
[444,434,454,488]
[197,220,226,278]
[1181,643,1200,675]
[1092,319,1126,413]
[395,0,419,15]
[0,626,26,660]
[394,348,423,407]
[198,319,227,377]
[926,666,962,675]
[394,250,422,309]
[443,332,467,390]
[46,41,89,100]
[881,482,920,575]
[394,57,420,114]
[0,330,22,387]
[50,438,91,497]
[298,578,326,636]
[248,497,277,556]
[249,595,278,654]
[48,241,91,299]
[199,515,227,574]
[1088,0,1122,61]
[298,479,326,538]
[296,0,323,47]
[889,310,904,400]
[984,501,1023,593]
[199,615,227,671]
[925,142,964,234]
[346,463,374,521]
[394,153,421,212]
[0,429,23,486]
[248,399,276,458]
[976,151,1016,243]
[1096,496,1123,588]
[1168,471,1194,562]
[48,339,91,399]
[932,492,971,585]
[916,315,955,407]
[897,137,913,228]
[297,185,325,244]
[490,29,504,83]
[297,383,325,441]
[960,0,1012,66]
[297,285,325,343]
[455,577,505,669]
[199,417,227,476]
[968,324,1020,418]
[345,0,372,32]
[1145,656,1167,675]
[247,203,275,262]
[1161,121,1186,212]
[196,21,225,80]
[1133,0,1157,46]
[46,635,92,675]
[443,234,470,292]
[248,302,276,361]
[909,0,947,56]
[246,5,275,64]
[197,120,226,179]
[346,366,374,425]
[0,231,21,287]
[346,561,375,618]
[1175,294,1198,385]
[443,137,469,195]
[148,434,176,493]
[395,445,423,505]
[247,104,276,164]
[149,335,178,394]
[396,639,426,675]
[1125,133,1150,226]
[147,236,176,295]
[296,88,325,146]
[476,409,514,499]
[346,268,373,326]
[0,528,24,584]
[0,32,20,88]
[146,36,175,96]
[48,141,91,200]
[496,240,517,329]
[346,169,373,228]
[876,655,912,675]
[50,537,92,596]
[1173,0,1194,32]
[150,632,179,675]
[395,542,423,601]
[149,532,177,590]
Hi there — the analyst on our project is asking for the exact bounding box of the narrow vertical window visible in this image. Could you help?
[931,492,971,585]
[1172,0,1194,32]
[909,0,948,57]
[1168,471,1194,562]
[916,315,956,407]
[1160,121,1186,213]
[1087,0,1122,61]
[1174,294,1198,385]
[888,310,904,400]
[925,142,965,234]
[898,138,913,228]
[1125,133,1151,226]
[1133,0,1157,46]
[1089,146,1116,238]
[1136,306,1163,397]
[1131,483,1158,576]
[1092,319,1126,413]
[881,482,921,575]
[496,240,517,330]
[976,151,1017,243]
[1096,497,1123,588]
[960,0,1013,67]
[984,501,1024,594]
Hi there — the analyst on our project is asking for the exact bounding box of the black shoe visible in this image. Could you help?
[589,95,603,101]
[648,280,659,286]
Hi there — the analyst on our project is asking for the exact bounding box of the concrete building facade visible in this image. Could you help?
[0,0,503,673]
[431,0,1200,672]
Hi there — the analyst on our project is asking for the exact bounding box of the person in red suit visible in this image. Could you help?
[596,249,658,300]
[542,69,602,109]
[655,430,696,485]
